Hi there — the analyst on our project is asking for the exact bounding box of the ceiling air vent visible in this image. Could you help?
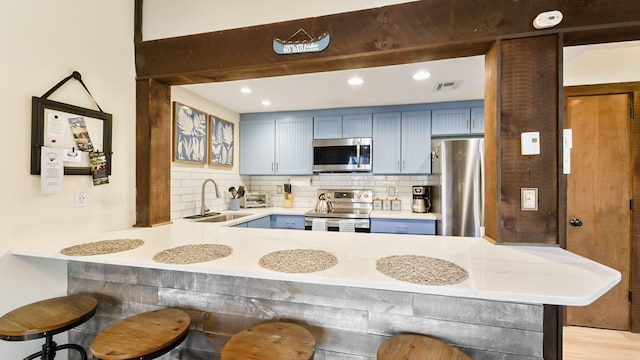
[434,80,464,92]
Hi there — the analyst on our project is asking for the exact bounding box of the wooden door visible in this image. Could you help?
[566,93,632,330]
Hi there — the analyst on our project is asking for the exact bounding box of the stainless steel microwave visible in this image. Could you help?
[312,138,372,172]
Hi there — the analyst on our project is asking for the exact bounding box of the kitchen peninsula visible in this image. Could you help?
[11,208,620,359]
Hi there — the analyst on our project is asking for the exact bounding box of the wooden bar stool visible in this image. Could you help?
[377,334,471,360]
[221,321,315,360]
[91,308,190,360]
[0,294,98,360]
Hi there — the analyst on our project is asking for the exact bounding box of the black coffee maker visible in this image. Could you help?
[411,185,431,213]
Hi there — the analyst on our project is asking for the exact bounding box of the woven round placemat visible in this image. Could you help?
[259,249,338,273]
[60,239,144,256]
[153,244,233,264]
[376,255,468,285]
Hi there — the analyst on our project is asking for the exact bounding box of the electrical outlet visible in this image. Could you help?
[276,185,283,194]
[75,190,88,207]
[388,187,395,197]
[521,188,538,211]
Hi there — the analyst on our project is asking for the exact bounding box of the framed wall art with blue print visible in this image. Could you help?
[172,102,207,164]
[209,115,234,167]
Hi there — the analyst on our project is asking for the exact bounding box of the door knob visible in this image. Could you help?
[569,218,583,227]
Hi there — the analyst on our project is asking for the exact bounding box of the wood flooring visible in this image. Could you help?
[563,326,640,360]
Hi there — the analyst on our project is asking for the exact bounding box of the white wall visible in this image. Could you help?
[0,1,135,357]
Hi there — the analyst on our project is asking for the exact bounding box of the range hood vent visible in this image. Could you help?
[434,80,464,92]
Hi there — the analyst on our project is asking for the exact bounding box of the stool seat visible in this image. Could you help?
[91,308,190,360]
[377,334,471,360]
[221,321,315,360]
[0,294,98,360]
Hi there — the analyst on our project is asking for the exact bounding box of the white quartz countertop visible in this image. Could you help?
[370,210,438,220]
[11,207,619,306]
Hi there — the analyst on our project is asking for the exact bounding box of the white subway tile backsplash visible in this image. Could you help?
[170,170,440,219]
[171,171,193,180]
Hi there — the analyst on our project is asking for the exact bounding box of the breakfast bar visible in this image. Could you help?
[11,209,620,359]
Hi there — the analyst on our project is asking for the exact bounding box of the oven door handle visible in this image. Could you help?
[325,218,368,228]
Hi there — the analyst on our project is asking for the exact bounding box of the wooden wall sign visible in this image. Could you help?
[273,29,329,55]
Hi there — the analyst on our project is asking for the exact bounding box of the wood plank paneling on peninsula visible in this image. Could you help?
[67,262,544,359]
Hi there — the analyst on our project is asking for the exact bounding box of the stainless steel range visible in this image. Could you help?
[304,189,373,232]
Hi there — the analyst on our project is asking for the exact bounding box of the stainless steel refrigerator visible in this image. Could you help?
[431,138,484,236]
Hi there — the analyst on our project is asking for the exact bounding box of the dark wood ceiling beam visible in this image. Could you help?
[135,0,640,85]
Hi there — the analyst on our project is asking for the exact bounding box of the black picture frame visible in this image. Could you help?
[30,96,113,175]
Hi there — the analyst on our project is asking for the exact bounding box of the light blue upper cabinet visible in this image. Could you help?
[373,110,431,174]
[431,108,472,136]
[240,119,276,175]
[313,115,342,139]
[470,107,485,134]
[342,114,373,138]
[241,101,482,176]
[401,111,431,174]
[373,112,402,173]
[275,116,313,175]
[240,116,312,175]
[314,113,372,139]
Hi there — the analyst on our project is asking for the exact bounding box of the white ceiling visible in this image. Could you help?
[181,41,640,114]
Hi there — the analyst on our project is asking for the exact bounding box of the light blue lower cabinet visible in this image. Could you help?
[370,218,436,235]
[232,216,272,228]
[271,215,305,230]
[247,216,272,229]
[233,215,304,229]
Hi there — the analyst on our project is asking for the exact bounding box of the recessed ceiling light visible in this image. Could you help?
[413,71,431,80]
[262,100,271,106]
[241,87,251,94]
[348,77,364,86]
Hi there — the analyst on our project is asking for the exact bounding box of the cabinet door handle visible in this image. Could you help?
[570,218,583,227]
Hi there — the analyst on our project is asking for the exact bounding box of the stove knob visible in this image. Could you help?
[363,193,369,198]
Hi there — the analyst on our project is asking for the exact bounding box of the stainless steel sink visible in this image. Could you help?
[183,213,221,220]
[196,213,251,223]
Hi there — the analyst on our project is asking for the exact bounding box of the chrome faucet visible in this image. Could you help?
[200,179,221,216]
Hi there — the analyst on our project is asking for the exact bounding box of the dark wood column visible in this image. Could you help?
[135,79,172,227]
[484,35,561,245]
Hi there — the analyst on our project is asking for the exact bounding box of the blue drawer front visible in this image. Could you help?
[272,215,305,229]
[371,218,436,235]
